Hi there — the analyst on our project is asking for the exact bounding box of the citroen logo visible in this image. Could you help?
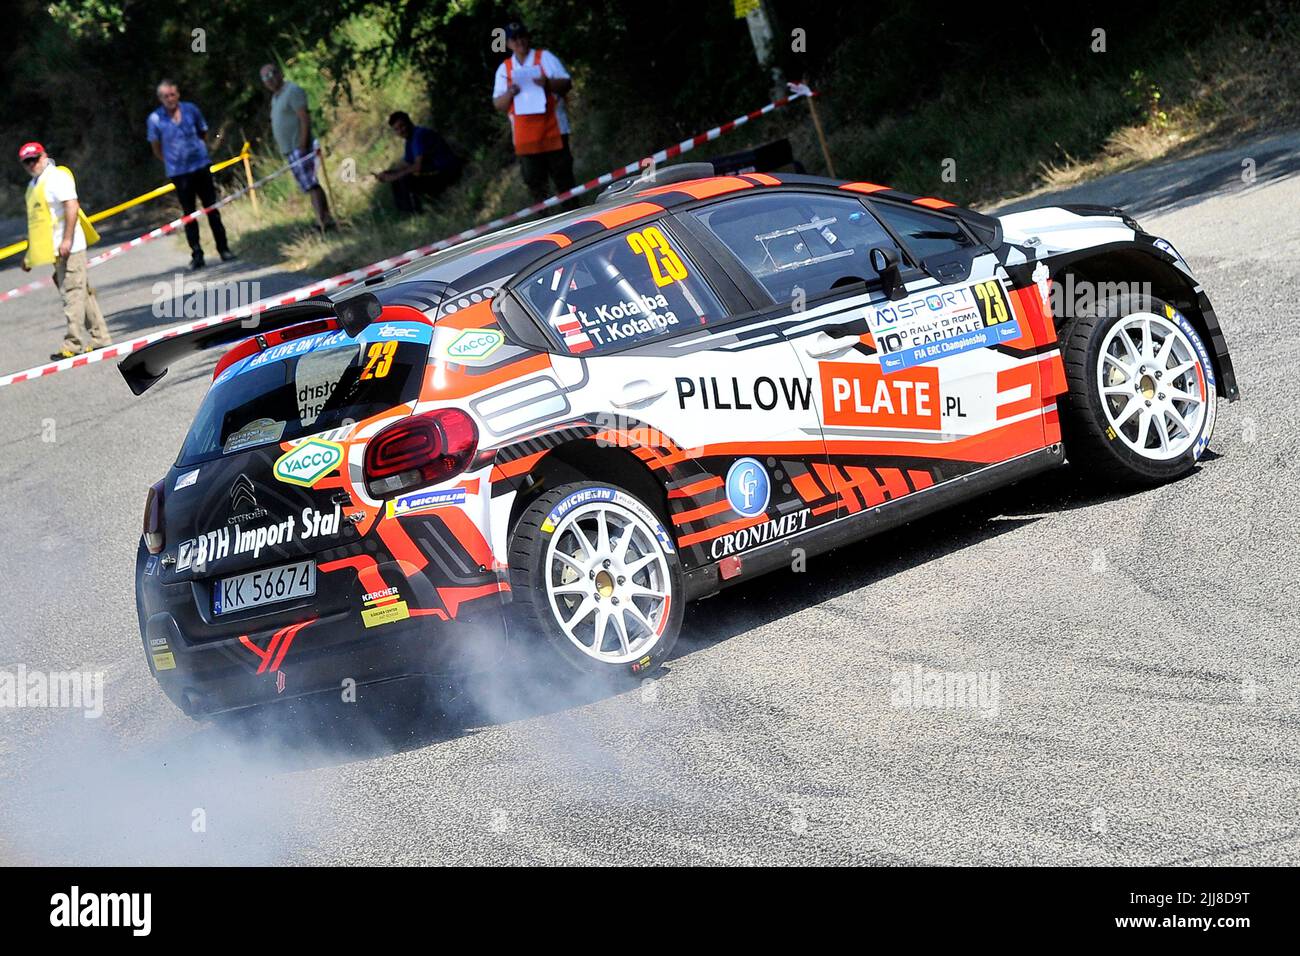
[230,475,257,514]
[227,474,267,525]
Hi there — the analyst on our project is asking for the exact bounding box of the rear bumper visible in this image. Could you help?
[142,607,508,716]
[136,545,510,716]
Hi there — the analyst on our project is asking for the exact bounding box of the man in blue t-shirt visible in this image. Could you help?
[147,79,235,270]
[376,111,462,214]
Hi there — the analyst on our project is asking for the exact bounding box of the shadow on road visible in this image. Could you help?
[994,134,1300,220]
[159,458,1207,772]
[104,266,311,339]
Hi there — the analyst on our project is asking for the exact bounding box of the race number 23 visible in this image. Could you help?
[361,340,398,380]
[626,226,689,287]
[973,279,1011,325]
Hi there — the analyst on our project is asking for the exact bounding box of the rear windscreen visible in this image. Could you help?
[178,322,430,466]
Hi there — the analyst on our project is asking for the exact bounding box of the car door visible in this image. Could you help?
[862,199,1055,476]
[510,217,833,571]
[682,189,1057,520]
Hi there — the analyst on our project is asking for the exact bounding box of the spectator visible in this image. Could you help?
[491,21,576,208]
[18,143,112,360]
[376,111,463,214]
[259,64,337,232]
[147,79,236,270]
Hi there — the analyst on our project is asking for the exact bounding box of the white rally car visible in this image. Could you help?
[125,165,1237,714]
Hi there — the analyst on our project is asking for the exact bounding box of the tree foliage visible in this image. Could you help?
[0,0,1281,218]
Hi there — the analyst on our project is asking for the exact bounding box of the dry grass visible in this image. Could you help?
[1029,24,1300,198]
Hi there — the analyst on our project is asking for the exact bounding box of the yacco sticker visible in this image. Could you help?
[542,486,675,554]
[174,468,200,491]
[444,328,504,361]
[725,458,770,518]
[274,439,345,487]
[819,363,940,430]
[385,488,467,518]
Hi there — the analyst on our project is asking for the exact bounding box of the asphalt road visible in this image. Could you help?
[0,134,1296,865]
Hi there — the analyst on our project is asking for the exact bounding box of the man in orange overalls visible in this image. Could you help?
[491,21,576,209]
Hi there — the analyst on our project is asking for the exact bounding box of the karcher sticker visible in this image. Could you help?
[152,652,176,671]
[274,438,344,487]
[362,601,410,628]
[445,328,505,361]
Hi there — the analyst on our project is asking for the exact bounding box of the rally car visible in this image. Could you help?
[124,164,1238,716]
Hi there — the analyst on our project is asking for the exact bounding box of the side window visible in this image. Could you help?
[870,202,976,263]
[517,224,727,354]
[690,193,901,304]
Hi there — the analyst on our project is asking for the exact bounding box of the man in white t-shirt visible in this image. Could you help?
[19,142,111,359]
[491,22,576,209]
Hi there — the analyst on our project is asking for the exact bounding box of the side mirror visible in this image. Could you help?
[870,246,906,300]
[334,292,384,337]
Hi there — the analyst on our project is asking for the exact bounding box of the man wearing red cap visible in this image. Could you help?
[20,143,112,360]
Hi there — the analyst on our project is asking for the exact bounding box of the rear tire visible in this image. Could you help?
[508,481,684,682]
[1059,293,1218,486]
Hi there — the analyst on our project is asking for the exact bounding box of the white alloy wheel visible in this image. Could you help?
[1095,311,1209,461]
[543,499,673,664]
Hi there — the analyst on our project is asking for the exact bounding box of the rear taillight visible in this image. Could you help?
[143,479,165,554]
[363,409,478,499]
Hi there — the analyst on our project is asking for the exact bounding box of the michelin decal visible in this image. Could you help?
[542,486,675,554]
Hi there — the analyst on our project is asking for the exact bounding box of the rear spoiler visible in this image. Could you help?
[118,294,382,395]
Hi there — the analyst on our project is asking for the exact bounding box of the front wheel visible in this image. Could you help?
[508,482,684,681]
[1059,294,1218,485]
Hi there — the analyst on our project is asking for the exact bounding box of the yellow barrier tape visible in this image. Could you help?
[0,144,250,262]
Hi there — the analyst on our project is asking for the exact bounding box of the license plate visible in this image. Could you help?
[214,561,315,615]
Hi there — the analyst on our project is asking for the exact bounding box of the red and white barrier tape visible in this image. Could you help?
[0,88,813,389]
[0,150,315,305]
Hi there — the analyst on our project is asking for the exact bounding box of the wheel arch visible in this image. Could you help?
[1042,243,1238,400]
[506,437,675,538]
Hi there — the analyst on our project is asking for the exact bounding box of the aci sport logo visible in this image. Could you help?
[725,458,770,518]
[274,438,344,487]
